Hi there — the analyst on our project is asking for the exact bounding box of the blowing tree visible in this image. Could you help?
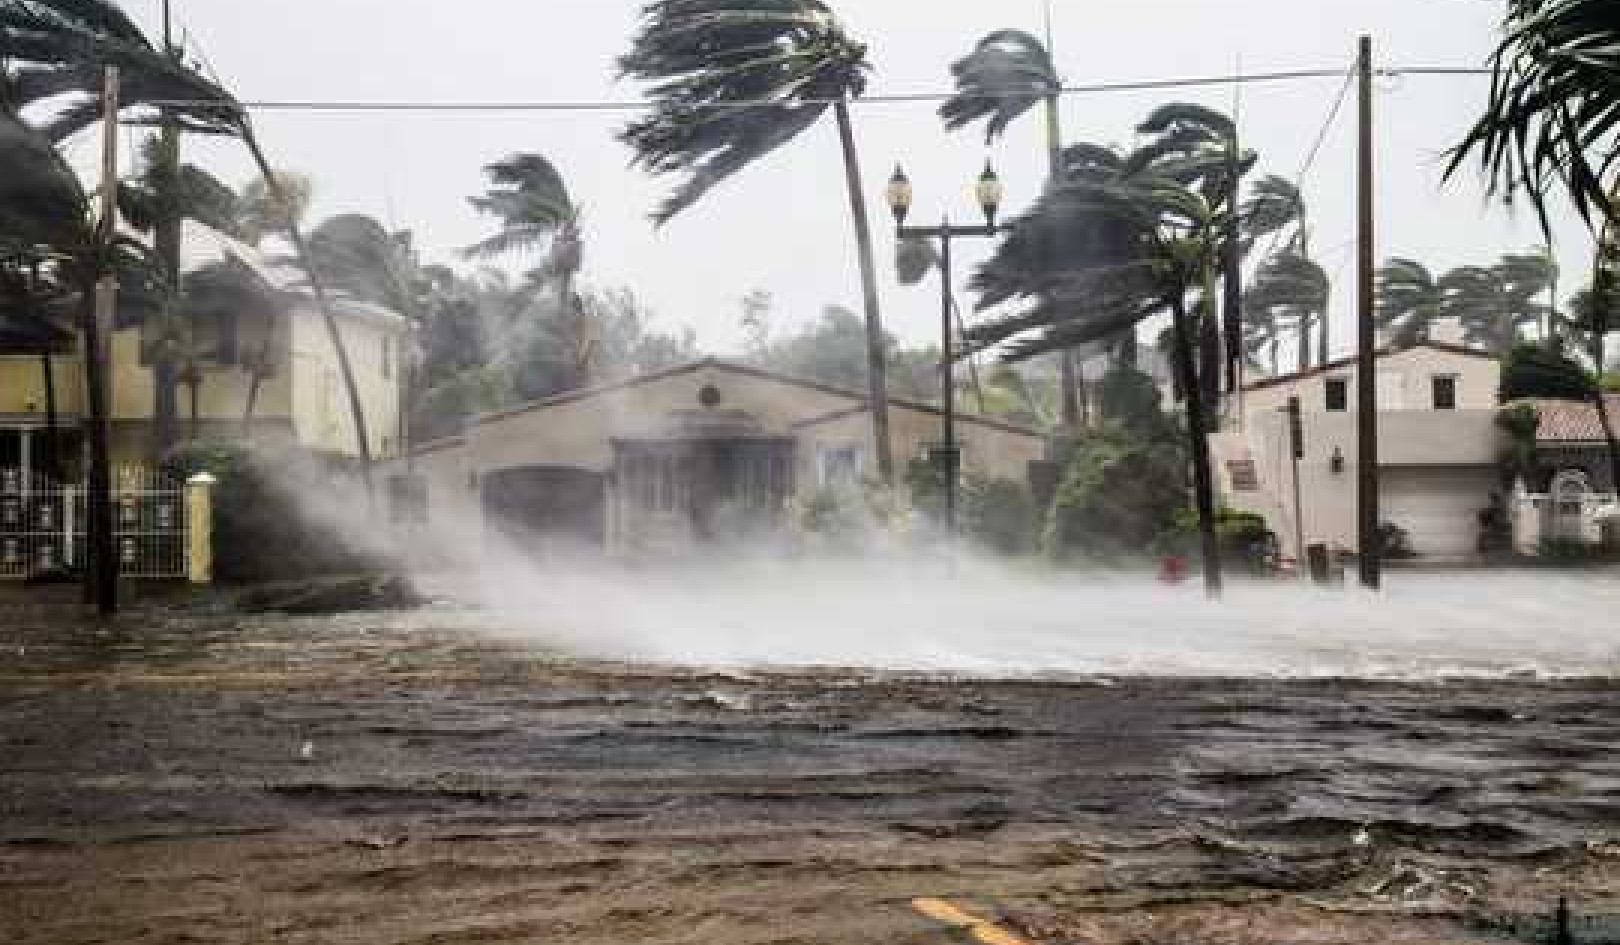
[1448,0,1620,233]
[1,0,379,488]
[1375,257,1447,345]
[617,0,895,482]
[939,28,1082,427]
[966,106,1258,595]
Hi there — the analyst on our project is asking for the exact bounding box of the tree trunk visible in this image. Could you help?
[1169,295,1223,596]
[1043,92,1083,427]
[37,353,61,480]
[1198,275,1222,429]
[78,276,116,614]
[832,99,893,483]
[188,378,201,440]
[243,132,374,495]
[1317,304,1330,367]
[1297,315,1312,371]
[151,118,182,461]
[242,368,262,437]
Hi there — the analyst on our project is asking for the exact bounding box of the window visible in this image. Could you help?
[817,446,862,488]
[1431,375,1457,410]
[1324,377,1348,412]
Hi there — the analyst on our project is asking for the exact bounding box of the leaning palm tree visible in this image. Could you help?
[939,28,1081,427]
[463,153,592,386]
[966,123,1237,595]
[617,0,895,481]
[1448,0,1620,233]
[1247,251,1329,371]
[2,0,379,488]
[1375,257,1446,345]
[1444,265,1520,354]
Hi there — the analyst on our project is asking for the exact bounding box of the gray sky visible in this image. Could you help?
[126,0,1591,358]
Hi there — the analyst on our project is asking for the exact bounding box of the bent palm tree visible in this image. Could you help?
[1375,257,1446,345]
[1248,251,1329,370]
[617,0,895,481]
[1448,0,1620,233]
[966,117,1239,595]
[3,0,377,486]
[463,153,592,382]
[940,28,1081,427]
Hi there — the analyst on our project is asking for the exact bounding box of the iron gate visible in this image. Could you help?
[0,466,188,580]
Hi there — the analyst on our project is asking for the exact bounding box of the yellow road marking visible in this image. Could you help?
[911,898,1035,945]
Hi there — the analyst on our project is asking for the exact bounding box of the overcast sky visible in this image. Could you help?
[119,0,1590,358]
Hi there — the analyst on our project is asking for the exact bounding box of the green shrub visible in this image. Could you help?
[1498,339,1596,403]
[163,441,381,584]
[1159,507,1279,575]
[964,477,1038,555]
[1045,423,1188,562]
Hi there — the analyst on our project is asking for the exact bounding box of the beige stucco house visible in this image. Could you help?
[1212,340,1505,562]
[395,358,1047,556]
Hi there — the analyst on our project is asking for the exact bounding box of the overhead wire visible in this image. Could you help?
[138,64,1492,114]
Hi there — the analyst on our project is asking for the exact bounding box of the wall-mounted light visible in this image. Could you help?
[1329,447,1346,474]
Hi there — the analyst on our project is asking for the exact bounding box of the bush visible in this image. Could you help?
[1045,423,1188,562]
[964,477,1038,555]
[793,480,911,552]
[164,441,382,584]
[1378,521,1418,560]
[1159,507,1279,575]
[1499,339,1596,403]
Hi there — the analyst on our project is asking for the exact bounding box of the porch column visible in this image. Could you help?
[18,428,30,495]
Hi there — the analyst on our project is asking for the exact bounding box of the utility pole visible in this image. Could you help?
[84,66,121,615]
[1285,396,1306,576]
[1355,36,1381,590]
[152,0,182,458]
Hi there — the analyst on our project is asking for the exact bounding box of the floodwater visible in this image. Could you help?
[2,572,1619,944]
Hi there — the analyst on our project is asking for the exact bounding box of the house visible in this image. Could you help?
[393,358,1048,556]
[0,224,407,485]
[1211,340,1505,562]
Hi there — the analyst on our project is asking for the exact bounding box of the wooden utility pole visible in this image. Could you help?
[152,0,182,457]
[83,66,121,615]
[1355,36,1381,590]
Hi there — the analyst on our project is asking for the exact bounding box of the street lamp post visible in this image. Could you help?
[885,162,1009,532]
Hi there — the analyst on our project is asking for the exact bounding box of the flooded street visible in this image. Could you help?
[3,590,1620,944]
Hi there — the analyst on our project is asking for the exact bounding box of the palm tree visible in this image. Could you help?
[237,171,312,247]
[1444,265,1518,353]
[463,153,593,385]
[966,110,1246,594]
[1448,0,1620,233]
[1240,174,1321,366]
[617,0,895,482]
[1498,249,1560,338]
[940,28,1081,428]
[1375,257,1446,345]
[3,0,378,488]
[1247,251,1329,371]
[1578,208,1620,491]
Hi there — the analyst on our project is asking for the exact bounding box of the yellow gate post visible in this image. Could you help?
[185,472,216,585]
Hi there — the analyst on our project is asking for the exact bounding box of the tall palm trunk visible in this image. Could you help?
[1044,93,1082,428]
[241,368,263,436]
[1297,315,1312,371]
[1316,305,1330,366]
[243,132,373,494]
[37,352,61,480]
[1199,270,1222,429]
[187,374,201,440]
[151,120,182,460]
[1169,293,1223,595]
[832,99,892,483]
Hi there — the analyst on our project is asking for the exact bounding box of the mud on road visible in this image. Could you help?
[2,594,1619,944]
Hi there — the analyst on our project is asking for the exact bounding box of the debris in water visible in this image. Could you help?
[298,740,314,761]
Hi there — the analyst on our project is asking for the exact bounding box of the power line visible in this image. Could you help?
[140,64,1492,114]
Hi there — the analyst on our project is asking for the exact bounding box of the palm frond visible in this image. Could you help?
[938,28,1056,144]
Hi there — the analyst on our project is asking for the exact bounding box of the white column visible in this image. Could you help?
[18,428,30,495]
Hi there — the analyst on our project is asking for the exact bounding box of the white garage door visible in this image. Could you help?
[1380,467,1498,559]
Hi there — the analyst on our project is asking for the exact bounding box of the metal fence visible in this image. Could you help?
[0,466,188,580]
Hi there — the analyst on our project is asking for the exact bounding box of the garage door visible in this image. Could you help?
[1380,467,1498,559]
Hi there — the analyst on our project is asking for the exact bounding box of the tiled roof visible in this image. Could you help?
[1515,396,1620,444]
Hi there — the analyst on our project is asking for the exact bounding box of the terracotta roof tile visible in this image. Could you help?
[1515,396,1620,443]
